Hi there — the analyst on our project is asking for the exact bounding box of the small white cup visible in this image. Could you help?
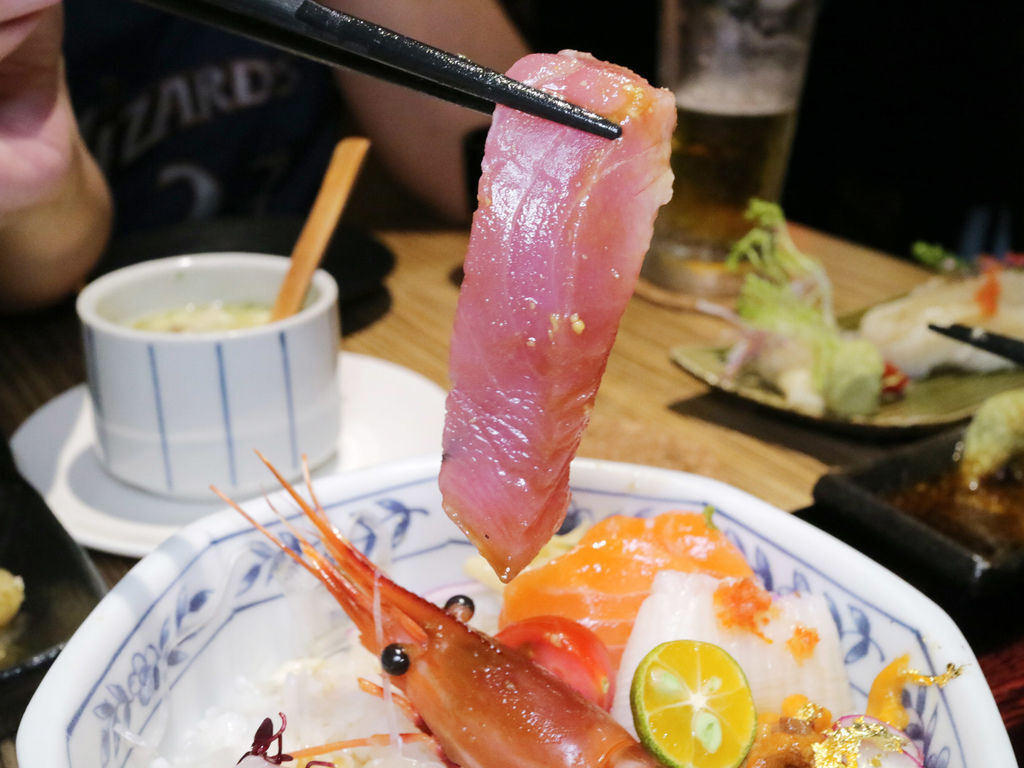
[76,253,340,500]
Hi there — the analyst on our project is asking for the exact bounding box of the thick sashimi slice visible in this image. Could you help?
[439,51,675,581]
[499,513,754,669]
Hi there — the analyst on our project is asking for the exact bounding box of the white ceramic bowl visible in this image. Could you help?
[17,457,1014,767]
[76,254,340,499]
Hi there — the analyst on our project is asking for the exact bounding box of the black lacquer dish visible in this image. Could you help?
[0,440,107,736]
[811,428,1024,599]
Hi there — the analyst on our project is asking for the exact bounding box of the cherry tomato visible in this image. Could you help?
[496,615,616,710]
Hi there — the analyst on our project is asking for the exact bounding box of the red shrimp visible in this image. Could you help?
[214,455,662,768]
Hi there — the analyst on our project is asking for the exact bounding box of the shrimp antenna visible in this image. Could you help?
[211,485,318,579]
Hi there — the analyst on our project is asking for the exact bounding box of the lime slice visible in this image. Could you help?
[630,640,756,768]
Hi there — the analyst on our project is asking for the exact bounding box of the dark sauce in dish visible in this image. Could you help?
[886,470,1024,563]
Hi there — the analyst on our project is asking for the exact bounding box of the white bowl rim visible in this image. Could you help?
[75,252,338,342]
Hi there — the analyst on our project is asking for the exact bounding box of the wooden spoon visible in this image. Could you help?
[270,136,371,321]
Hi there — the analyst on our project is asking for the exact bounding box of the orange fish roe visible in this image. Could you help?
[499,512,753,668]
[713,577,774,641]
[786,625,821,664]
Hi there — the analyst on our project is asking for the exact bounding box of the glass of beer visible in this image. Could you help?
[642,0,819,296]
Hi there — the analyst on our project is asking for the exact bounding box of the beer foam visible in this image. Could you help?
[675,73,798,116]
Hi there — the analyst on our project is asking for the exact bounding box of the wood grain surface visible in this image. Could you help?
[1,224,1021,764]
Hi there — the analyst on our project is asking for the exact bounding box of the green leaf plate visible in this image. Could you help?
[670,344,1024,439]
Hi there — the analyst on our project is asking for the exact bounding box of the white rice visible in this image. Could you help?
[140,578,501,768]
[143,639,444,768]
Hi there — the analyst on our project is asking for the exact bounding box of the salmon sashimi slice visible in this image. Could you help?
[438,51,675,582]
[499,512,755,669]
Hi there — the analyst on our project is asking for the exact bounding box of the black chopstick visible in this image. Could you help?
[131,0,622,140]
[928,323,1024,367]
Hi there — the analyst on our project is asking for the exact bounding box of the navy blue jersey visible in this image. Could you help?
[64,0,343,236]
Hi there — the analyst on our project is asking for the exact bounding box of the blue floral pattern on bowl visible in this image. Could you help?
[22,458,1001,767]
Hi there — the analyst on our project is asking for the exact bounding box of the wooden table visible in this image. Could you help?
[1,225,1021,761]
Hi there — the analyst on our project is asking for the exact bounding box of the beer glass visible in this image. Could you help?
[642,0,819,296]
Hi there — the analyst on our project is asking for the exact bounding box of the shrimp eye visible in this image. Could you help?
[381,643,410,675]
[444,594,475,622]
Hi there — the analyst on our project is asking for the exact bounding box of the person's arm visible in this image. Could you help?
[0,3,112,313]
[327,0,529,222]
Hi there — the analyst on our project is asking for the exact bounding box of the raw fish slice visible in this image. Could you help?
[439,51,675,581]
[499,513,754,667]
[858,271,1024,378]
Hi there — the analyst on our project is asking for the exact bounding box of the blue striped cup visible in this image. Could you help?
[76,253,340,499]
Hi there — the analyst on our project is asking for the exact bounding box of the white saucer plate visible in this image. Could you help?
[9,352,446,557]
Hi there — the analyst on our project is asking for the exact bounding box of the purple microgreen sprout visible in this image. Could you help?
[237,713,293,765]
[236,712,335,767]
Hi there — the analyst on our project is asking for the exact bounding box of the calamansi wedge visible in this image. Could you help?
[630,640,756,768]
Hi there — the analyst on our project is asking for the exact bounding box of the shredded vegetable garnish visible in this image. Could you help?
[718,199,889,418]
[702,504,718,531]
[288,733,435,764]
[911,241,968,273]
[727,198,834,320]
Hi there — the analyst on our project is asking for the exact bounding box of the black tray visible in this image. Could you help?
[0,440,108,736]
[811,428,1024,598]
